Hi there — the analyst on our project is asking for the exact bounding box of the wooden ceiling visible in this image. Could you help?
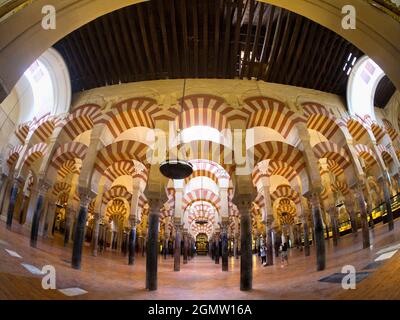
[53,0,395,107]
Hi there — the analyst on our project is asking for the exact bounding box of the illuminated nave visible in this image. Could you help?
[0,0,400,299]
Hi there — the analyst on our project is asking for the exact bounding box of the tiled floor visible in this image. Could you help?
[1,219,400,300]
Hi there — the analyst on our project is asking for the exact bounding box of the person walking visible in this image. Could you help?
[260,245,267,266]
[280,242,289,267]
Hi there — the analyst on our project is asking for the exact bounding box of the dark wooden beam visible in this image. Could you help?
[257,5,275,80]
[76,28,103,87]
[230,0,243,78]
[247,2,265,79]
[286,18,309,84]
[170,0,181,77]
[240,0,256,79]
[148,1,163,76]
[213,0,222,77]
[117,9,140,81]
[84,24,110,86]
[124,7,147,77]
[263,7,283,81]
[221,0,233,77]
[137,5,156,78]
[109,12,134,83]
[157,0,172,77]
[278,14,302,84]
[314,33,339,89]
[202,0,208,77]
[192,0,199,78]
[270,12,292,82]
[180,0,190,77]
[102,15,124,83]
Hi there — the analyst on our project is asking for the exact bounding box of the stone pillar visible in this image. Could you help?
[18,194,28,224]
[145,197,162,291]
[328,206,339,246]
[183,229,188,264]
[64,208,75,246]
[345,199,358,234]
[30,181,51,247]
[71,189,94,270]
[45,202,57,238]
[233,235,238,259]
[379,175,394,231]
[237,194,252,291]
[307,191,326,271]
[6,177,23,229]
[0,174,9,216]
[302,215,310,256]
[128,218,137,265]
[174,222,182,271]
[91,213,100,256]
[353,183,370,249]
[214,231,220,264]
[221,218,229,271]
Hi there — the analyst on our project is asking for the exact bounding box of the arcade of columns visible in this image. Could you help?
[0,79,400,291]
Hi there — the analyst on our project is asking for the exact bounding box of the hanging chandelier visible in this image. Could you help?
[159,79,193,179]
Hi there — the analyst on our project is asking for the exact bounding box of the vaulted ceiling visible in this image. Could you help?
[53,0,395,107]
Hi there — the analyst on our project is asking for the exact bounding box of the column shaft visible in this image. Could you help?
[145,211,159,291]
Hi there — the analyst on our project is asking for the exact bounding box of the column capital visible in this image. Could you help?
[38,179,52,196]
[234,193,252,213]
[78,188,96,208]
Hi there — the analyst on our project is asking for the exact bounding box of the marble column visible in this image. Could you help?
[221,219,229,271]
[353,183,370,249]
[145,197,162,291]
[214,232,220,264]
[233,236,238,259]
[174,223,182,271]
[307,191,326,271]
[345,200,358,234]
[183,229,188,264]
[18,194,28,224]
[64,208,75,246]
[379,175,394,231]
[302,215,310,256]
[328,206,339,246]
[30,181,51,247]
[6,178,23,229]
[45,202,57,239]
[128,219,137,265]
[237,195,252,291]
[71,190,94,270]
[0,174,9,216]
[91,213,101,256]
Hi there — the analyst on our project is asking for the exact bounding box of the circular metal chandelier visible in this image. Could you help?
[159,79,193,180]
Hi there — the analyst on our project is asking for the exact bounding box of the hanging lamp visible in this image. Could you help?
[159,79,193,179]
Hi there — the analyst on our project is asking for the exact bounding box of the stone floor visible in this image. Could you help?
[1,219,400,300]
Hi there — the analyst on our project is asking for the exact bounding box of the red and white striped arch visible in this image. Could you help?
[302,102,343,140]
[170,94,238,131]
[331,180,350,196]
[345,117,370,142]
[22,143,48,169]
[253,141,306,174]
[363,115,386,142]
[102,185,132,204]
[6,145,23,169]
[382,119,398,142]
[30,113,55,143]
[57,160,80,179]
[187,159,230,185]
[51,142,88,171]
[313,141,351,171]
[354,144,378,167]
[182,189,221,213]
[59,104,103,141]
[377,144,394,165]
[94,140,149,174]
[100,97,159,139]
[271,184,300,204]
[52,181,71,196]
[102,159,148,186]
[14,122,31,144]
[242,96,303,138]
